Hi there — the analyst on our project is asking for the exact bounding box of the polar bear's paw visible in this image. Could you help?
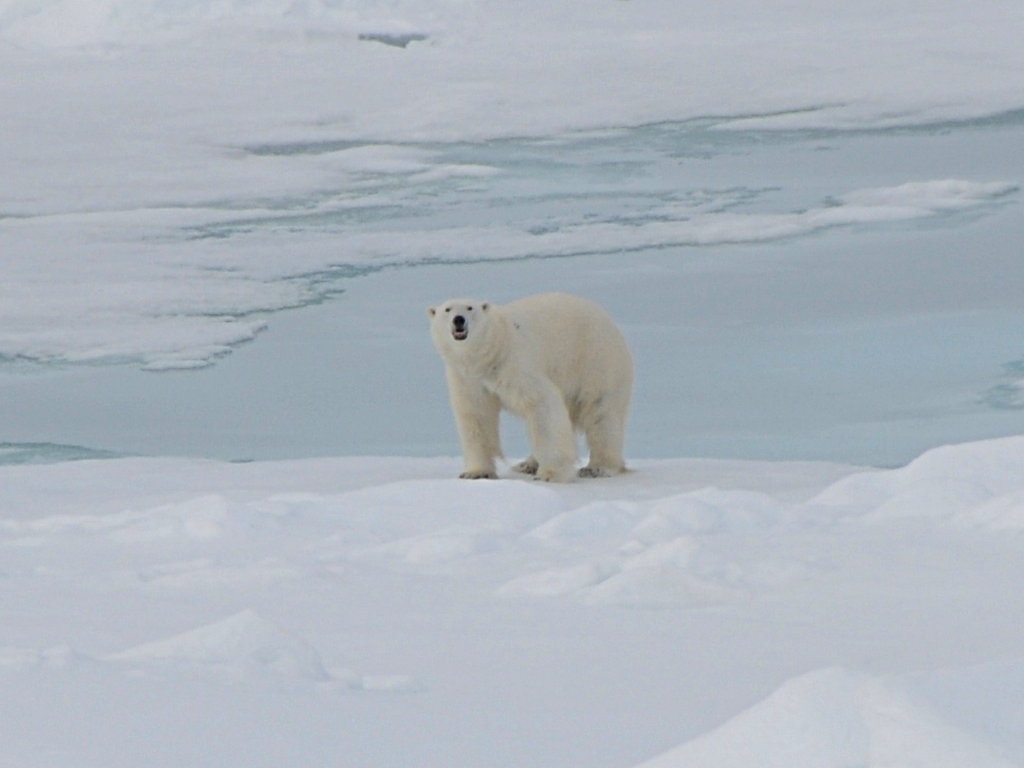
[535,466,574,483]
[512,457,539,475]
[459,469,499,480]
[578,465,618,479]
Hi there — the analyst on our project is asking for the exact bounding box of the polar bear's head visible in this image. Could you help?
[428,299,492,353]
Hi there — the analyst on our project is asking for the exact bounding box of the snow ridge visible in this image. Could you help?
[634,667,1018,768]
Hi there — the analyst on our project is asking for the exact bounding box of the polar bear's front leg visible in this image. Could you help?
[522,382,576,482]
[446,368,503,479]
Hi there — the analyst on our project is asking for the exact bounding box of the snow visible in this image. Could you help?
[635,667,1021,768]
[1,0,1023,370]
[2,441,1024,767]
[3,0,1024,764]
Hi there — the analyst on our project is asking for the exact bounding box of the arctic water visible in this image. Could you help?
[2,113,1023,468]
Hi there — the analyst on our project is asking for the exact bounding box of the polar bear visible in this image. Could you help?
[428,292,633,482]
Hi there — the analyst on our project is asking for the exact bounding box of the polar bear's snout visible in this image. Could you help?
[427,301,487,342]
[451,314,469,341]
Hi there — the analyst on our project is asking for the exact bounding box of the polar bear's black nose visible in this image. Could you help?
[453,315,466,329]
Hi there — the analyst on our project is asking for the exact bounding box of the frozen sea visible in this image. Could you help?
[2,3,1024,768]
[2,0,1024,469]
[2,107,1023,467]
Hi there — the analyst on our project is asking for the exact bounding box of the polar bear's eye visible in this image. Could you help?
[445,307,451,313]
[467,306,473,311]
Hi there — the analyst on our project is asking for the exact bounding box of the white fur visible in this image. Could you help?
[428,292,633,482]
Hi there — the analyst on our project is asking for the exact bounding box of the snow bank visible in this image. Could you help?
[498,488,798,608]
[97,608,419,690]
[633,666,1021,768]
[106,609,335,682]
[812,435,1024,530]
[2,438,1023,766]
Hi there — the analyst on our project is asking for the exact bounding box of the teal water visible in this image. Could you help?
[2,115,1022,466]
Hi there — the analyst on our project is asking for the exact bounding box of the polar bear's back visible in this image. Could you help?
[503,292,618,334]
[501,292,633,396]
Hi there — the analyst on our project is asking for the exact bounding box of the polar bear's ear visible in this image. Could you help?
[427,306,437,318]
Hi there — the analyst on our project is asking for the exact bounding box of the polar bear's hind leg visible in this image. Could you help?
[524,383,577,483]
[512,456,539,475]
[578,404,628,478]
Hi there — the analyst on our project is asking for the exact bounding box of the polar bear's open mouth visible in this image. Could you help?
[451,313,469,340]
